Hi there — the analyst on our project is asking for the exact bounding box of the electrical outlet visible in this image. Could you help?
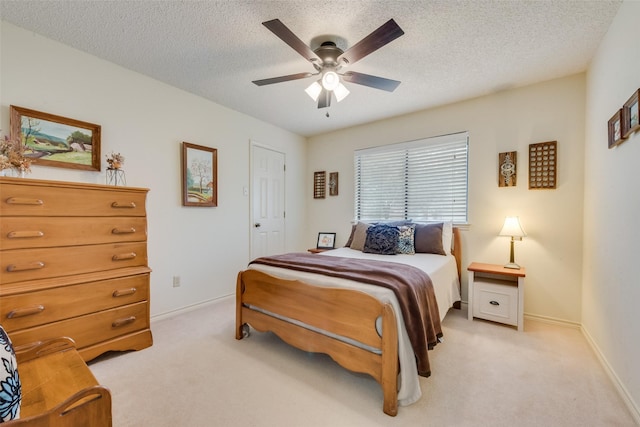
[172,276,181,287]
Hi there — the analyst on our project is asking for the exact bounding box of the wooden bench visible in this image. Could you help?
[5,337,112,427]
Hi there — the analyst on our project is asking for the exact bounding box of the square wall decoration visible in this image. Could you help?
[529,141,556,189]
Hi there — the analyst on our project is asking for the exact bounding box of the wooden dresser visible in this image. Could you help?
[0,177,152,361]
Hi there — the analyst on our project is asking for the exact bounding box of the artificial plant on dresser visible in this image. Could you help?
[0,177,152,361]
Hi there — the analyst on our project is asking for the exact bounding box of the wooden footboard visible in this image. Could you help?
[236,269,399,416]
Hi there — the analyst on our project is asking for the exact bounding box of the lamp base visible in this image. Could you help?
[504,262,521,270]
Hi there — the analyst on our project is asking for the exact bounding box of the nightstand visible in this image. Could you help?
[467,262,526,331]
[307,248,334,253]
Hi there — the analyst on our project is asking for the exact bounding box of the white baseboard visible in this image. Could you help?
[151,293,233,323]
[523,312,581,329]
[581,325,640,425]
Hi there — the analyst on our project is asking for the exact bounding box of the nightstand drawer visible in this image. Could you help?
[472,279,518,326]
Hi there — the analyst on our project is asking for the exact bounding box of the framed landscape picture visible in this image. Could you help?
[181,142,217,207]
[10,105,101,171]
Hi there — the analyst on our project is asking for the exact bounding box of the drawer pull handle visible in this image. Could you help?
[112,252,136,261]
[113,287,137,297]
[111,201,136,209]
[112,227,136,235]
[7,230,45,239]
[489,300,500,306]
[6,261,45,272]
[112,316,136,328]
[5,197,44,206]
[7,305,45,319]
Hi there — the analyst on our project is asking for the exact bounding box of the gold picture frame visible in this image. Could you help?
[10,105,101,171]
[181,142,217,207]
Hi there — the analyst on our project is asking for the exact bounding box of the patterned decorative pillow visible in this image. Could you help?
[397,224,416,254]
[0,325,20,422]
[363,224,399,255]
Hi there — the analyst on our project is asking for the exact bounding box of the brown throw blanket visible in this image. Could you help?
[250,253,443,377]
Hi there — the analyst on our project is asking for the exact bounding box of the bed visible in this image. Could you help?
[235,223,461,416]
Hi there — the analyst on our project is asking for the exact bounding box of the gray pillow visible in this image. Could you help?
[349,222,371,251]
[414,223,445,255]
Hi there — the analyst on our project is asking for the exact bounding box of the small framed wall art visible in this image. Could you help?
[608,109,625,148]
[529,141,557,189]
[329,172,339,196]
[313,171,326,199]
[181,142,217,207]
[498,151,517,187]
[10,105,101,171]
[317,232,336,249]
[622,88,640,139]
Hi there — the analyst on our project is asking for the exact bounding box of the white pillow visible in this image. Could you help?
[442,221,453,254]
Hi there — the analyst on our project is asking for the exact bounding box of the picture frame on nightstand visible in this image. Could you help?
[316,232,336,249]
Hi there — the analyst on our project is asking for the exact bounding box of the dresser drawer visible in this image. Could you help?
[472,279,518,326]
[0,179,147,217]
[0,216,147,250]
[7,301,150,350]
[1,242,148,284]
[1,273,149,332]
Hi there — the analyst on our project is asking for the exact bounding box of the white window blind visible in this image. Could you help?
[354,132,468,223]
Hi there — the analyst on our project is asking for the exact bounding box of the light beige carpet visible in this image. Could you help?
[90,297,637,426]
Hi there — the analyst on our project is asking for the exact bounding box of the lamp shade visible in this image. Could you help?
[333,82,350,102]
[499,216,526,238]
[305,81,322,102]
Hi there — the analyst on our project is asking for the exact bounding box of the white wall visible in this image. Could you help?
[583,1,640,420]
[308,74,586,324]
[0,22,308,317]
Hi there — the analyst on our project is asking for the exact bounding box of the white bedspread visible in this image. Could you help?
[247,247,461,406]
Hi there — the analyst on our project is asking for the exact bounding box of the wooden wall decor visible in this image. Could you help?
[529,141,557,189]
[313,171,326,199]
[498,151,517,187]
[329,172,339,196]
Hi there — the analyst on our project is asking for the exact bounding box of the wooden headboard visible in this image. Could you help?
[451,227,462,310]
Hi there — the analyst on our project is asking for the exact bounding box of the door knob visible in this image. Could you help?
[254,223,261,228]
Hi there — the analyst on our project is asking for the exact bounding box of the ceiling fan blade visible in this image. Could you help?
[317,89,331,109]
[337,19,404,66]
[342,71,401,92]
[262,19,321,63]
[252,72,313,86]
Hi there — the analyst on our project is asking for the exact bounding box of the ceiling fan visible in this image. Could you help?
[252,19,404,109]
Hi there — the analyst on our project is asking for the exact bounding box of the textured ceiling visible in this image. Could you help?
[0,0,622,137]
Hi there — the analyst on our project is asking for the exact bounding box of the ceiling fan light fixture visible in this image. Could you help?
[321,71,340,91]
[334,82,350,102]
[305,81,322,101]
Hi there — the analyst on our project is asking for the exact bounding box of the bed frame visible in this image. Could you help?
[236,227,461,416]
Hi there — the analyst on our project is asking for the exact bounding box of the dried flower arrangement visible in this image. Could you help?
[0,134,32,174]
[106,152,125,169]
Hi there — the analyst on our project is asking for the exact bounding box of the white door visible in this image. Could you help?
[250,144,285,259]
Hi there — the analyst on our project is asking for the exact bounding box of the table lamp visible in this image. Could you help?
[499,216,526,269]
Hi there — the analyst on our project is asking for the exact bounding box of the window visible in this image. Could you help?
[354,132,468,223]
